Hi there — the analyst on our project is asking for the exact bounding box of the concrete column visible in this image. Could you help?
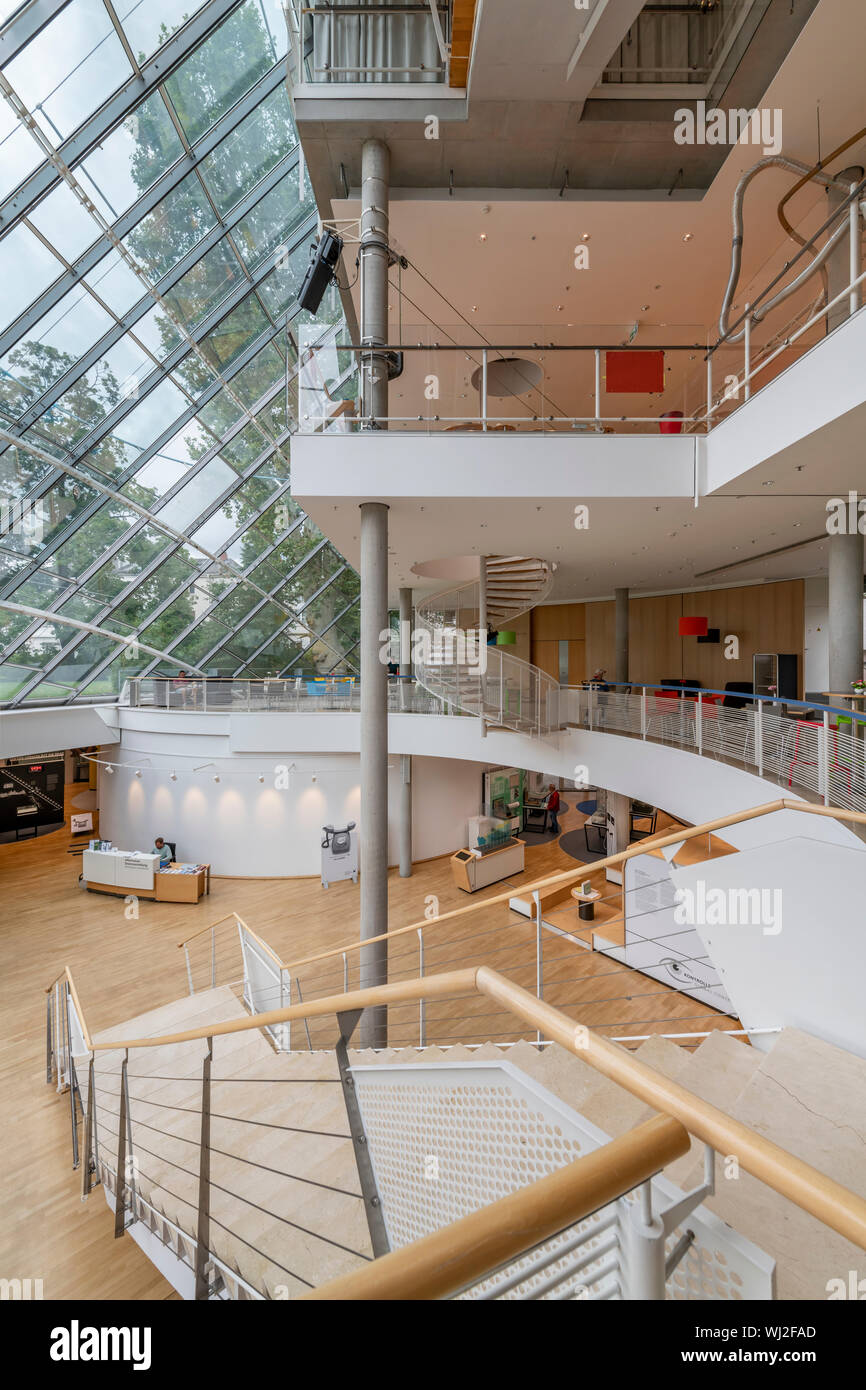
[828,530,864,694]
[360,138,390,426]
[359,500,390,1048]
[614,587,629,687]
[827,166,863,333]
[397,586,414,879]
[399,754,412,879]
[358,137,391,1047]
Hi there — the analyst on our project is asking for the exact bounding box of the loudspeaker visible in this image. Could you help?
[297,229,343,314]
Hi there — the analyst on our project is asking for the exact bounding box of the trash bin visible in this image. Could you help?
[659,411,684,434]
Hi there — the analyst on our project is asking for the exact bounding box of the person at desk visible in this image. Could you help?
[154,836,172,867]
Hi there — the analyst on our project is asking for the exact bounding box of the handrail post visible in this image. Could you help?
[481,348,488,431]
[342,951,349,994]
[821,710,830,805]
[194,1037,214,1300]
[594,347,601,428]
[46,992,53,1084]
[850,182,860,316]
[184,944,194,996]
[81,1054,98,1201]
[624,1180,666,1300]
[114,1052,132,1237]
[589,683,594,731]
[65,984,80,1170]
[210,927,216,989]
[755,698,763,777]
[533,889,543,1048]
[696,691,702,755]
[743,304,751,400]
[418,928,426,1047]
[706,351,712,420]
[641,686,647,739]
[282,971,291,1051]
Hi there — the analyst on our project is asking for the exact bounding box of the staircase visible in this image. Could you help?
[61,979,866,1301]
[414,555,560,737]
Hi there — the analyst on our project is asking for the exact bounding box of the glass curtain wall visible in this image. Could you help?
[0,0,359,705]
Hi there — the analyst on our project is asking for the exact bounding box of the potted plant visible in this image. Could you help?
[851,679,866,695]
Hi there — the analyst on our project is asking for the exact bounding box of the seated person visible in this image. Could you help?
[154,836,172,867]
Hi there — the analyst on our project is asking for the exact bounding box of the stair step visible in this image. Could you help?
[677,1027,866,1299]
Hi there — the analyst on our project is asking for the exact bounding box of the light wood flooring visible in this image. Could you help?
[1,787,739,1300]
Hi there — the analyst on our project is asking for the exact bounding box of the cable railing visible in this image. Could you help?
[45,957,866,1300]
[176,798,866,1057]
[563,682,866,817]
[122,674,446,714]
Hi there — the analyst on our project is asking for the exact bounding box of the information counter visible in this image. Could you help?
[450,838,525,893]
[83,848,210,903]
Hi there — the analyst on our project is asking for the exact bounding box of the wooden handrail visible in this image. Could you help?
[79,963,866,1250]
[274,796,866,974]
[44,967,94,1052]
[300,1114,691,1300]
[176,912,241,949]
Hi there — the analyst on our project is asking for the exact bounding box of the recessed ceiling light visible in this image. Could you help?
[581,233,591,242]
[641,305,650,312]
[682,233,694,242]
[478,233,487,242]
[471,305,478,312]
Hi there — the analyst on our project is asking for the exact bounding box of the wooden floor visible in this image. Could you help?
[0,787,738,1300]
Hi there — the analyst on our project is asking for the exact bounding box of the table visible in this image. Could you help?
[571,887,601,922]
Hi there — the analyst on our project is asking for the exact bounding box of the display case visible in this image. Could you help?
[753,653,798,701]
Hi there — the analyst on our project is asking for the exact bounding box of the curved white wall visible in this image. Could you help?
[100,707,864,878]
[99,718,488,876]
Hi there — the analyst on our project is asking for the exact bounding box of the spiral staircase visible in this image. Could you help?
[414,555,560,738]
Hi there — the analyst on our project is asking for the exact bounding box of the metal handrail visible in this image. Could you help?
[54,961,866,1251]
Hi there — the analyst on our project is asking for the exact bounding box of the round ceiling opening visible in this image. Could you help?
[469,357,543,398]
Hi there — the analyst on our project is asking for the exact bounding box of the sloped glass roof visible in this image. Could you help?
[0,0,358,706]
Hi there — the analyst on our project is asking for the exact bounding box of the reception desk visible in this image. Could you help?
[83,849,210,903]
[450,838,525,893]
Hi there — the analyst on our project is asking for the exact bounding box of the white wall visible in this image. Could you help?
[0,704,118,759]
[804,575,830,697]
[98,728,488,877]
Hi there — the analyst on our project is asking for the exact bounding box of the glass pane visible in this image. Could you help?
[6,0,133,144]
[165,0,280,145]
[84,248,144,318]
[233,171,315,270]
[0,285,114,416]
[199,293,270,372]
[0,223,63,335]
[161,239,246,331]
[78,92,183,222]
[115,0,210,62]
[199,87,296,217]
[125,171,217,280]
[0,99,43,203]
[159,454,237,532]
[29,181,100,264]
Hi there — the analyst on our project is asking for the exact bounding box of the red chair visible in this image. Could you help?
[787,719,851,792]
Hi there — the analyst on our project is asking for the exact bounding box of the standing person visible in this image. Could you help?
[546,783,561,835]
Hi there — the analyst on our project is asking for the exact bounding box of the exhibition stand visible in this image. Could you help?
[450,837,525,892]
